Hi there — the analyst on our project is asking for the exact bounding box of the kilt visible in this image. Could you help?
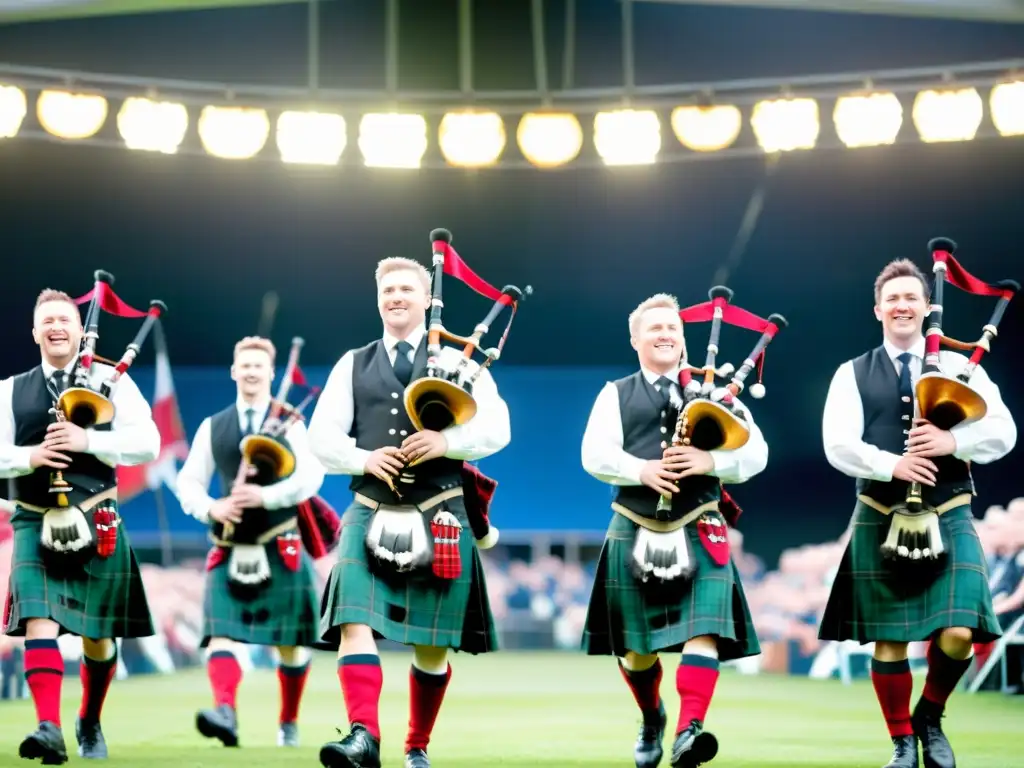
[818,501,1002,644]
[3,505,154,640]
[581,511,760,661]
[318,497,499,654]
[201,543,320,648]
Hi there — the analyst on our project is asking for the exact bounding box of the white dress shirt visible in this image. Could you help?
[307,324,512,475]
[821,336,1017,481]
[580,366,769,486]
[175,396,326,524]
[0,356,160,479]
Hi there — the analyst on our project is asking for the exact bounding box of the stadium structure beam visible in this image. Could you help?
[635,0,1024,23]
[530,0,551,102]
[307,0,318,92]
[562,0,575,90]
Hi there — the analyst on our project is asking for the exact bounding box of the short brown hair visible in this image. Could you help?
[233,336,275,363]
[34,288,75,310]
[874,259,930,304]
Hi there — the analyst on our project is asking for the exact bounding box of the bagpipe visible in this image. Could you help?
[216,336,341,562]
[366,228,530,583]
[42,270,165,562]
[660,285,788,526]
[882,237,1019,563]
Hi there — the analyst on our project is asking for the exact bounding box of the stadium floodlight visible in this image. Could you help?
[439,110,506,168]
[671,105,742,152]
[198,105,270,160]
[0,83,26,139]
[833,91,903,148]
[594,108,661,166]
[358,112,428,169]
[276,110,347,166]
[912,87,983,143]
[37,89,108,140]
[516,112,584,168]
[117,97,189,155]
[989,80,1024,137]
[751,97,819,153]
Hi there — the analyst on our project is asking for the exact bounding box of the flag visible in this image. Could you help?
[117,320,189,502]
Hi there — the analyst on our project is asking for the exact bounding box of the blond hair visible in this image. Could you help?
[628,293,680,337]
[375,257,430,293]
[35,288,76,310]
[233,336,276,363]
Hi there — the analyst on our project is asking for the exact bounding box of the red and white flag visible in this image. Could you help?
[117,321,189,502]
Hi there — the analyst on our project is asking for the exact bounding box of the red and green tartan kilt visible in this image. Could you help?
[318,498,499,654]
[201,543,320,648]
[581,512,760,661]
[818,501,1002,644]
[3,506,154,639]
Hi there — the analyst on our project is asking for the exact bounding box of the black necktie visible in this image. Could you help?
[393,340,414,386]
[897,352,914,400]
[243,408,256,436]
[654,376,675,404]
[51,370,67,395]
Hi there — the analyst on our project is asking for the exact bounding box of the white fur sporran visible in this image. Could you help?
[228,544,272,586]
[365,505,433,573]
[881,510,946,562]
[630,526,696,584]
[40,506,96,555]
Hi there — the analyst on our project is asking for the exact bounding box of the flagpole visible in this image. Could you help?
[153,482,174,567]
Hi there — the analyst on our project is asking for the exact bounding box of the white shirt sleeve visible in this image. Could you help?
[174,417,216,524]
[260,420,326,509]
[707,398,769,484]
[84,370,161,467]
[0,376,34,479]
[940,353,1017,464]
[306,351,372,476]
[580,382,647,486]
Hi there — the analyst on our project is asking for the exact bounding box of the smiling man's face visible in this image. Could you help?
[32,299,82,369]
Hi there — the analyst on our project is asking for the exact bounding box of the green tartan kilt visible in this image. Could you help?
[581,512,760,661]
[818,501,1002,644]
[318,498,499,654]
[201,541,320,648]
[3,505,154,640]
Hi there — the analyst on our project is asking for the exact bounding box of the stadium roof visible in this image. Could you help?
[2,0,1023,25]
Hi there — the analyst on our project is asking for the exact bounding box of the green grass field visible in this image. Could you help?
[1,651,1021,767]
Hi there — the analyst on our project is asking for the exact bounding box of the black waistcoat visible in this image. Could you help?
[852,346,973,506]
[348,338,463,505]
[208,403,298,543]
[612,371,720,521]
[10,365,115,507]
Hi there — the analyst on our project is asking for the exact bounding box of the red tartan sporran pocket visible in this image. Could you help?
[93,504,120,559]
[276,532,302,572]
[696,512,730,567]
[205,546,227,571]
[430,508,463,581]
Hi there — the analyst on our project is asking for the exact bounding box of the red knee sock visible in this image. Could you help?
[79,647,118,725]
[24,639,64,726]
[618,658,663,724]
[278,659,311,725]
[406,663,451,753]
[676,654,720,733]
[871,658,913,738]
[973,641,994,673]
[339,654,383,740]
[207,651,243,709]
[920,639,972,713]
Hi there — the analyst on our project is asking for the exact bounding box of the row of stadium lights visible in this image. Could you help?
[1,81,1023,167]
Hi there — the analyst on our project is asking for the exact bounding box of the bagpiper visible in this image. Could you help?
[1,273,164,763]
[819,241,1018,768]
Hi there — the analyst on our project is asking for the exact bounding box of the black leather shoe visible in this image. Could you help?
[634,700,666,768]
[319,724,382,768]
[18,721,68,765]
[405,747,430,768]
[195,704,239,747]
[75,718,108,759]
[912,704,954,768]
[882,735,920,768]
[670,719,718,768]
